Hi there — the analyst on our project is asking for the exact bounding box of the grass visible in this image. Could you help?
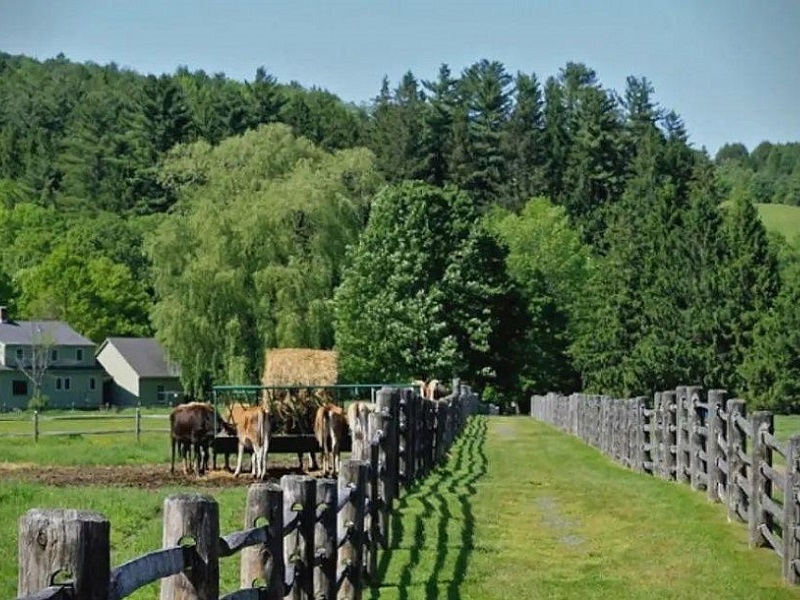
[3,414,800,599]
[369,417,800,599]
[756,203,800,246]
[0,481,248,600]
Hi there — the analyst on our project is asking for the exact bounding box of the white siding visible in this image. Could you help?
[97,343,140,398]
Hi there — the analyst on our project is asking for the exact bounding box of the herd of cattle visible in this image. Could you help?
[168,379,447,480]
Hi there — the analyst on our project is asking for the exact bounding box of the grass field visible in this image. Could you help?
[757,203,800,245]
[370,417,800,599]
[3,415,800,599]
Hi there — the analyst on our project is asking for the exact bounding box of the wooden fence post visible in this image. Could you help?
[18,509,110,600]
[749,411,774,548]
[315,479,337,600]
[160,494,219,600]
[241,482,284,600]
[338,459,368,600]
[726,399,747,523]
[135,406,142,442]
[783,434,800,583]
[376,388,399,517]
[365,434,381,581]
[706,389,725,503]
[281,475,316,600]
[675,386,689,485]
[33,410,39,443]
[633,396,647,473]
[663,391,677,481]
[687,386,703,491]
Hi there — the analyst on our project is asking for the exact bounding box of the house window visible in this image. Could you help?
[64,377,71,390]
[76,348,84,362]
[55,378,62,391]
[12,380,27,395]
[50,349,58,362]
[157,385,165,402]
[89,377,96,391]
[15,348,23,362]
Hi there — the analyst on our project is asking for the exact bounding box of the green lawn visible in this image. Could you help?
[757,203,800,246]
[370,417,800,599]
[4,416,800,599]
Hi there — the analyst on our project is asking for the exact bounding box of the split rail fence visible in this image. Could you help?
[15,384,479,600]
[531,388,800,585]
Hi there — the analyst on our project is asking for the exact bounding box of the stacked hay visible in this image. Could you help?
[262,349,338,434]
[262,348,338,387]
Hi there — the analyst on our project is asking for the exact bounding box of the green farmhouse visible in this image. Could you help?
[0,306,104,410]
[95,337,183,406]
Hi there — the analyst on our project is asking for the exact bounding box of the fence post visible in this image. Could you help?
[33,410,39,442]
[365,435,381,581]
[687,386,703,491]
[338,459,368,600]
[135,406,142,442]
[706,389,725,503]
[315,478,337,600]
[18,509,110,600]
[782,434,800,583]
[663,391,677,481]
[633,396,647,473]
[160,494,219,600]
[377,389,399,505]
[241,482,284,600]
[748,411,774,548]
[281,474,316,600]
[726,399,747,523]
[675,386,689,484]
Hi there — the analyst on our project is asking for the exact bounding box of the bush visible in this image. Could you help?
[27,393,48,411]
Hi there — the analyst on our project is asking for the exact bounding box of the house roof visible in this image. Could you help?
[0,320,95,346]
[98,337,180,379]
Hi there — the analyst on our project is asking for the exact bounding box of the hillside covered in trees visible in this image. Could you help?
[1,51,798,412]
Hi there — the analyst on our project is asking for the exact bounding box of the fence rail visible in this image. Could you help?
[14,384,479,600]
[0,409,170,442]
[531,389,800,585]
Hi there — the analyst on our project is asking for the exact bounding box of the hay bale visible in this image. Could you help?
[262,348,338,387]
[261,349,338,436]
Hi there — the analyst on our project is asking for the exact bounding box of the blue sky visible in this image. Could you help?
[1,0,798,155]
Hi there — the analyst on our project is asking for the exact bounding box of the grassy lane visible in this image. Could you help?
[370,416,800,600]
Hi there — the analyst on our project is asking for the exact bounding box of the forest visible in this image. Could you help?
[1,51,799,411]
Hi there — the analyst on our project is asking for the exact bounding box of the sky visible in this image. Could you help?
[1,0,798,156]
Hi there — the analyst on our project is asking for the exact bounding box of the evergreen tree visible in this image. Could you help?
[501,71,546,210]
[420,64,457,186]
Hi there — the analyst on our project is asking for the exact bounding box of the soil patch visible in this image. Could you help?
[0,460,320,490]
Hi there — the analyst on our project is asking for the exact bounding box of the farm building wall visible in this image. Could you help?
[96,342,140,402]
[0,367,104,410]
[139,377,183,406]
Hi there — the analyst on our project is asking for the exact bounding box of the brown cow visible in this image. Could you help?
[227,403,271,480]
[314,403,348,477]
[346,400,376,459]
[170,402,231,476]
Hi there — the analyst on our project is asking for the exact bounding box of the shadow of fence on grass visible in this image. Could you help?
[370,416,489,600]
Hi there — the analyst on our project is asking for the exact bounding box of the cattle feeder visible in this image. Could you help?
[210,383,422,469]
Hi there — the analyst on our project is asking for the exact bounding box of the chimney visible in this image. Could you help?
[0,306,7,324]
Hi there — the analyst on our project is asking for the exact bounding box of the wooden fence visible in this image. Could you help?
[0,409,170,441]
[15,384,479,600]
[531,389,800,584]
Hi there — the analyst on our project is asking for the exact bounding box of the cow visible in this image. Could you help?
[346,400,376,459]
[314,403,348,477]
[412,379,448,400]
[226,402,271,480]
[169,401,231,476]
